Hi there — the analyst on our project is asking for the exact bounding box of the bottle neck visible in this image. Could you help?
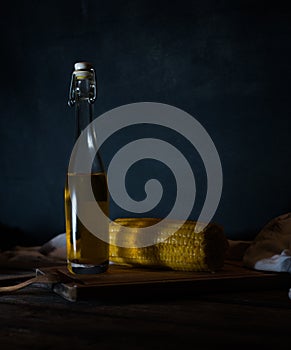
[74,78,93,136]
[68,66,97,138]
[68,64,104,174]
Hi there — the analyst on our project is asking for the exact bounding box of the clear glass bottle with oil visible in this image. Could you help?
[65,62,109,274]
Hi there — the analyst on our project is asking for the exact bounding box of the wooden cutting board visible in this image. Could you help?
[36,261,291,302]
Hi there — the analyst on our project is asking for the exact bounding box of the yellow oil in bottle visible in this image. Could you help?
[65,172,109,274]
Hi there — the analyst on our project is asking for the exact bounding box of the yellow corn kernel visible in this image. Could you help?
[109,218,227,272]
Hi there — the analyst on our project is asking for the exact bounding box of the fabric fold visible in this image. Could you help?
[243,212,291,273]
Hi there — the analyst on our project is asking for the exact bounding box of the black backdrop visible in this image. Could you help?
[0,0,290,245]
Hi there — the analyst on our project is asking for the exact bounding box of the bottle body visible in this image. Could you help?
[65,173,109,274]
[65,62,109,274]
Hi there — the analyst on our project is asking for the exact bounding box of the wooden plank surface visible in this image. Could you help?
[0,262,291,348]
[1,287,291,349]
[36,261,291,302]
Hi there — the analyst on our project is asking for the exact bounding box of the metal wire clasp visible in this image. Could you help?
[68,67,97,107]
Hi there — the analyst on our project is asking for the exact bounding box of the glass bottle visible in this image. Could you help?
[65,62,109,274]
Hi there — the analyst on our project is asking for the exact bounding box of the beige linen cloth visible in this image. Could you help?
[243,212,291,273]
[0,234,66,270]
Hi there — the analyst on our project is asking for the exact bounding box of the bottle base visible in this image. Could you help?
[67,260,109,274]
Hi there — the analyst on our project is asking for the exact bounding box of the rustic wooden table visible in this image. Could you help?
[0,264,291,349]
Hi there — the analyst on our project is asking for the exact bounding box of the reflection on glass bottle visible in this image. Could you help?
[65,62,109,274]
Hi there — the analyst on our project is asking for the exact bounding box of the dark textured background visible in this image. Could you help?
[0,0,290,246]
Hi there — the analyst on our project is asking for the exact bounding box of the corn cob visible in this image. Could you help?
[109,218,228,272]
